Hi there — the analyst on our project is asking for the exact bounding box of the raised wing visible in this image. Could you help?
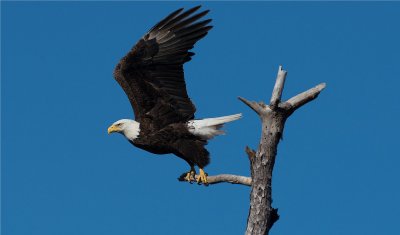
[113,6,212,131]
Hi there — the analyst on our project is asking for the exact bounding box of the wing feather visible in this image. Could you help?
[114,6,212,131]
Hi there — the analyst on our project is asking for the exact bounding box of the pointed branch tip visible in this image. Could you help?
[270,65,288,109]
[245,146,256,158]
[238,96,265,116]
[286,82,327,112]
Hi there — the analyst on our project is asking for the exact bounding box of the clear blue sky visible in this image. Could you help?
[2,2,400,235]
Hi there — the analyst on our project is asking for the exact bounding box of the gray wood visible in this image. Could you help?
[285,83,326,112]
[179,65,325,235]
[178,174,252,186]
[241,66,325,235]
[269,66,288,110]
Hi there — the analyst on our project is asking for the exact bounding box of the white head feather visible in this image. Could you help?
[111,119,140,140]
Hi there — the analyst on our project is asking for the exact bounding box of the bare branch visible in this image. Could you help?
[238,97,266,116]
[179,64,326,235]
[285,83,326,112]
[245,146,256,179]
[245,146,256,160]
[205,174,251,186]
[244,66,325,235]
[269,65,288,109]
[178,174,251,186]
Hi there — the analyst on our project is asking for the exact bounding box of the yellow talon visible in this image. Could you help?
[184,167,196,183]
[197,168,208,185]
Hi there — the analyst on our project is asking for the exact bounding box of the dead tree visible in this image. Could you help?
[179,65,326,235]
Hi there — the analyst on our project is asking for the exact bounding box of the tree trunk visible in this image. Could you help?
[240,66,325,234]
[245,112,285,234]
[179,65,326,235]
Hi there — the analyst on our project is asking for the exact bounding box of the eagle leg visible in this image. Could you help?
[197,168,209,185]
[182,166,196,183]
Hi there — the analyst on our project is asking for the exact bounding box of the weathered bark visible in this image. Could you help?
[177,147,256,186]
[178,174,251,186]
[179,65,325,235]
[240,66,325,235]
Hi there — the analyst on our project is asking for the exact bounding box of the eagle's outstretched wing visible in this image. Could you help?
[113,6,212,131]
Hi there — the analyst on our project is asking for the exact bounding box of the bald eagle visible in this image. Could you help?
[107,6,241,184]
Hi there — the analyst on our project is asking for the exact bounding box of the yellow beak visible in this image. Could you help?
[108,125,121,134]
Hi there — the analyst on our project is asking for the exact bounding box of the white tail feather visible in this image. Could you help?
[187,113,242,139]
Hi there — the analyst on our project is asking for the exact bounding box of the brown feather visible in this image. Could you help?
[113,6,212,132]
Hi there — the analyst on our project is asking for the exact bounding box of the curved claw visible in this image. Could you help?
[197,168,208,185]
[183,168,196,183]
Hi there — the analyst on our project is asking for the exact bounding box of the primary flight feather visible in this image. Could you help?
[108,6,241,184]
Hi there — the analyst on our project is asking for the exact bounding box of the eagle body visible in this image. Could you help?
[132,123,209,168]
[108,6,241,184]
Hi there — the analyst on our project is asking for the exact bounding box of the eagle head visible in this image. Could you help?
[108,119,140,140]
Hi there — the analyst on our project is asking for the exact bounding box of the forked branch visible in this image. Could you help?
[179,65,325,235]
[239,65,325,235]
